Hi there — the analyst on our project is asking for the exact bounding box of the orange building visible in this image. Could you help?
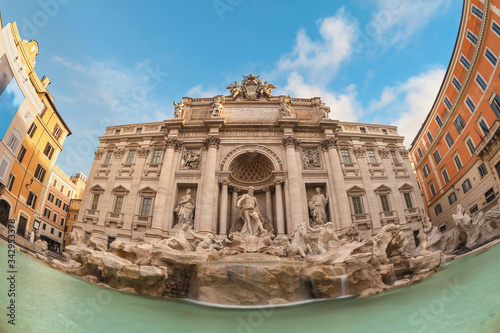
[64,172,87,250]
[410,0,500,230]
[0,20,71,240]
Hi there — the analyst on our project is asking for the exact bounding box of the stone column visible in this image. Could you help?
[196,136,220,233]
[322,138,352,229]
[150,138,180,233]
[283,136,304,232]
[219,180,229,235]
[275,180,285,235]
[264,186,273,224]
[231,187,239,226]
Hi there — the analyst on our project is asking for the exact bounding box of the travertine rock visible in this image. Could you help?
[409,251,442,274]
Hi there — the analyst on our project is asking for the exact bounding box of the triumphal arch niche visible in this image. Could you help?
[78,74,425,245]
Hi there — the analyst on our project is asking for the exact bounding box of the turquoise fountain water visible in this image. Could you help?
[1,242,500,333]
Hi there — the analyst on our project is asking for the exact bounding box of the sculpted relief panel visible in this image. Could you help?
[180,149,201,169]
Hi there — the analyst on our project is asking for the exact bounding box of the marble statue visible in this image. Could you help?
[343,224,361,242]
[280,96,292,117]
[180,149,201,169]
[289,223,312,257]
[226,81,242,99]
[164,222,192,251]
[319,104,330,118]
[308,187,328,226]
[188,229,223,252]
[210,95,225,117]
[174,189,195,226]
[259,81,276,98]
[308,222,338,254]
[236,186,266,236]
[173,100,185,119]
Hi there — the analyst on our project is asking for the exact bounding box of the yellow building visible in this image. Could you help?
[0,20,71,240]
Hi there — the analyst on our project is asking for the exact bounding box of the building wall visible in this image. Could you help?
[73,86,425,247]
[410,0,500,229]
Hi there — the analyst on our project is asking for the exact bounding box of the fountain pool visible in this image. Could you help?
[1,242,500,333]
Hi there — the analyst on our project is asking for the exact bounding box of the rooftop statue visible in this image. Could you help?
[226,74,276,100]
[173,100,185,119]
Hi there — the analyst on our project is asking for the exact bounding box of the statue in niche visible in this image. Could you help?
[307,222,339,254]
[308,187,329,226]
[210,95,225,117]
[173,100,185,119]
[236,186,266,236]
[180,149,201,169]
[303,149,321,169]
[226,81,243,99]
[174,188,195,226]
[280,96,292,117]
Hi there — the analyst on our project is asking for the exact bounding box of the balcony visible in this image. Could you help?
[341,162,360,177]
[133,215,152,230]
[144,163,162,177]
[83,209,99,224]
[476,120,500,159]
[105,211,124,228]
[118,163,135,177]
[379,210,398,226]
[351,213,371,230]
[404,207,421,223]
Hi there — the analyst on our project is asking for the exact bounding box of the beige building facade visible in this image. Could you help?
[73,75,425,246]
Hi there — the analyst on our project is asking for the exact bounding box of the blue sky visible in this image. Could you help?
[1,0,461,176]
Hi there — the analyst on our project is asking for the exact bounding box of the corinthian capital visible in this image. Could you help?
[204,136,221,149]
[166,138,182,150]
[282,136,299,149]
[321,137,337,150]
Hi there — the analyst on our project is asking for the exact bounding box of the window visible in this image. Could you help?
[151,149,162,164]
[50,227,54,234]
[341,149,351,163]
[454,154,463,171]
[465,96,476,113]
[404,192,413,209]
[42,223,46,230]
[382,129,388,135]
[43,143,54,160]
[126,150,136,164]
[34,164,46,182]
[160,126,166,132]
[390,151,399,164]
[53,179,57,187]
[466,137,475,155]
[439,224,447,232]
[478,163,488,178]
[27,191,37,209]
[490,94,500,118]
[460,54,471,70]
[448,192,457,205]
[435,114,443,127]
[476,73,487,91]
[479,118,489,135]
[433,150,442,165]
[43,207,51,218]
[493,21,500,37]
[58,231,62,238]
[63,203,69,212]
[60,185,65,193]
[417,148,423,158]
[115,129,121,135]
[67,190,71,198]
[452,76,462,91]
[485,188,496,203]
[435,204,442,215]
[55,197,62,208]
[467,30,478,45]
[103,151,113,164]
[52,212,58,223]
[445,132,454,148]
[27,122,37,138]
[444,97,452,110]
[53,125,61,139]
[91,194,100,210]
[429,182,436,196]
[47,192,54,203]
[136,127,142,133]
[140,197,152,216]
[379,194,391,212]
[442,169,450,184]
[485,48,498,66]
[60,217,65,227]
[367,150,377,164]
[470,204,479,215]
[6,173,15,192]
[6,132,20,152]
[423,164,430,178]
[462,179,472,193]
[426,131,434,143]
[454,115,466,134]
[17,145,26,163]
[351,196,364,214]
[113,195,124,213]
[360,127,366,133]
[0,158,7,181]
[471,4,483,19]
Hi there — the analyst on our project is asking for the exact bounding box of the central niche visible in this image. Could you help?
[229,152,274,184]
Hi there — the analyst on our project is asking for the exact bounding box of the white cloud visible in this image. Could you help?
[388,68,446,147]
[371,0,451,47]
[186,84,222,98]
[369,86,397,110]
[276,7,358,84]
[281,72,362,122]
